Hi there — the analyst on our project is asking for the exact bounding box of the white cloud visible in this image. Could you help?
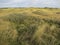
[0,0,26,5]
[0,0,32,7]
[31,0,60,8]
[9,0,24,4]
[0,0,60,8]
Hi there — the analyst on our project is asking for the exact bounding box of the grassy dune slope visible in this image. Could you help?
[0,8,60,45]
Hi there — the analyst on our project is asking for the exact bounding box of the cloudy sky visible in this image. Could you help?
[0,0,60,8]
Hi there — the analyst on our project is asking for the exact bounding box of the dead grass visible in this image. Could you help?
[0,8,60,45]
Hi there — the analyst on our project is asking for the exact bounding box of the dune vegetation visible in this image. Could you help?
[0,8,60,45]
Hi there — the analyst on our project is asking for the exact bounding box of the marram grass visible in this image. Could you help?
[0,8,60,45]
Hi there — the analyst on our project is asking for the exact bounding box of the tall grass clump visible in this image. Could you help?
[0,13,60,45]
[0,19,18,45]
[32,10,47,16]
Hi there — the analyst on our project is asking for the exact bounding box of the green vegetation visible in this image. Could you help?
[0,8,60,45]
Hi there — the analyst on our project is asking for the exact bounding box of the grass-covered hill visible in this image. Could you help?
[0,8,60,45]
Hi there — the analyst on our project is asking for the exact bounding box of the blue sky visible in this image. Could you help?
[0,0,60,8]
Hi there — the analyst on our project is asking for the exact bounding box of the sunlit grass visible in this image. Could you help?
[0,8,60,45]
